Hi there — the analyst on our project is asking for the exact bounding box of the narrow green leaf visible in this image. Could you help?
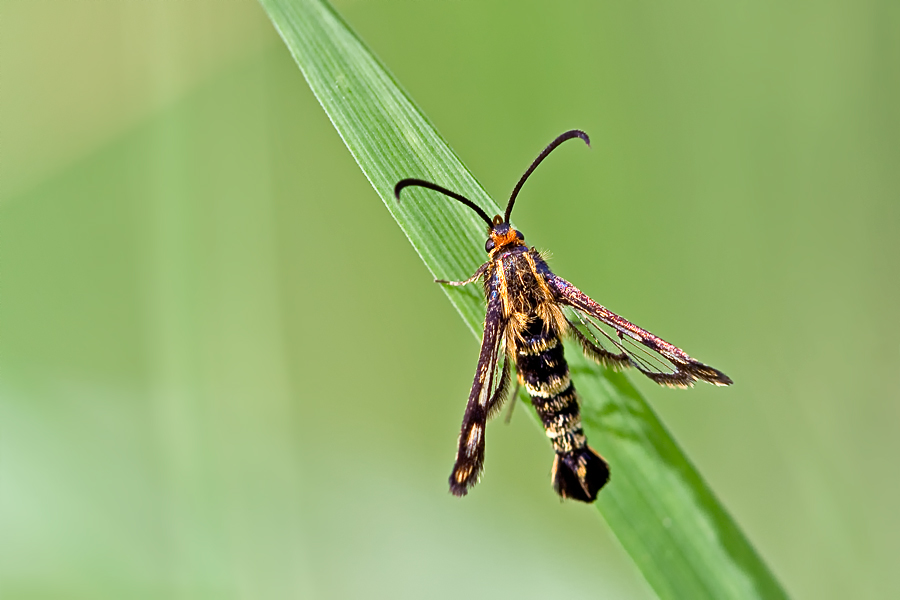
[258,0,788,598]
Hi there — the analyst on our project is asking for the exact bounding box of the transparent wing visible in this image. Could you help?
[547,273,732,388]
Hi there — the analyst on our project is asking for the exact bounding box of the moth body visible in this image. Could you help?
[486,242,609,501]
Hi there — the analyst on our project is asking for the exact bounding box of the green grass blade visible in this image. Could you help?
[258,0,788,598]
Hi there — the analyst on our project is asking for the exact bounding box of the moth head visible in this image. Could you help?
[485,217,525,253]
[393,130,590,254]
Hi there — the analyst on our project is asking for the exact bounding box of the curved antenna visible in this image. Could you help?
[504,129,591,223]
[394,178,494,228]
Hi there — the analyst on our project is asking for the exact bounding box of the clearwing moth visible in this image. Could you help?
[395,130,732,503]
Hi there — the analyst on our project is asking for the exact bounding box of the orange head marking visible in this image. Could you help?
[486,218,525,253]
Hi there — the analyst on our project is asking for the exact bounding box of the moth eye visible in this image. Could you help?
[516,231,525,241]
[485,238,495,252]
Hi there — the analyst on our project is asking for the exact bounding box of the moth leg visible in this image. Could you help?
[484,357,511,418]
[567,317,630,370]
[436,262,487,286]
[503,378,521,424]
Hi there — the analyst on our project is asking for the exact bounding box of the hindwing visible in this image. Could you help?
[547,274,732,388]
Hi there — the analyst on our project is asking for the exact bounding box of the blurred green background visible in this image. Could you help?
[2,1,898,598]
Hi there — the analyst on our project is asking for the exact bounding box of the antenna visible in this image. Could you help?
[504,130,590,223]
[394,179,494,228]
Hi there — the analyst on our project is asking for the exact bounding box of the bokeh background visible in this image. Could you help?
[2,1,898,598]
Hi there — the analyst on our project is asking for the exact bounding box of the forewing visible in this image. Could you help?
[547,274,732,388]
[448,285,511,496]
